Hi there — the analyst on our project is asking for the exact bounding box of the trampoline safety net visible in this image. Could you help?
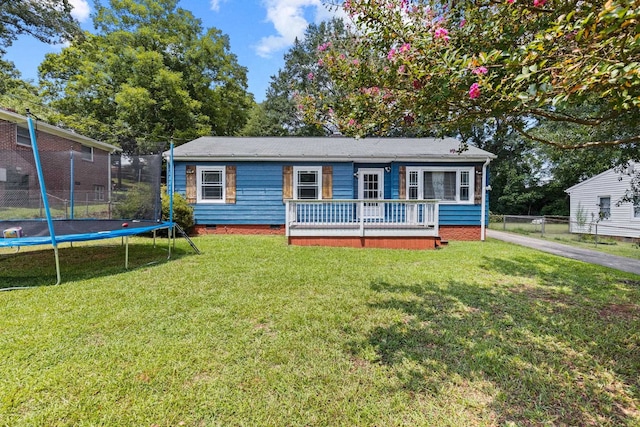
[0,148,163,222]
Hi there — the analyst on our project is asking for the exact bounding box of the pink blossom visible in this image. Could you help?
[348,118,356,126]
[352,59,360,65]
[317,42,331,52]
[399,43,411,53]
[398,65,406,74]
[317,58,324,66]
[459,19,466,28]
[507,0,514,3]
[339,54,346,60]
[533,0,545,6]
[472,66,488,75]
[469,83,481,99]
[387,48,397,60]
[307,72,314,80]
[434,27,450,42]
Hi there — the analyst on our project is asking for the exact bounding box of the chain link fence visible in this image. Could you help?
[0,149,162,222]
[490,214,640,243]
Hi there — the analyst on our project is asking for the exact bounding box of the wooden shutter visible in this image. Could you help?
[186,165,196,203]
[322,166,333,199]
[474,165,483,204]
[399,166,406,199]
[225,166,236,204]
[282,166,293,201]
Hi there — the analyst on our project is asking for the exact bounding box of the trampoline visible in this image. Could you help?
[0,113,187,287]
[0,219,171,247]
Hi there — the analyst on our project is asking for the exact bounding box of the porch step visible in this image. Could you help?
[435,237,449,248]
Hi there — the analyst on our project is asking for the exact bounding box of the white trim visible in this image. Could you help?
[598,195,611,221]
[293,166,323,200]
[406,166,475,204]
[16,125,31,147]
[196,165,226,204]
[81,145,94,162]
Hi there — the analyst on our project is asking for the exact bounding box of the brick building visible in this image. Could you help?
[0,109,120,211]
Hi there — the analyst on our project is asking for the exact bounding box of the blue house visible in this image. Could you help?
[170,136,495,249]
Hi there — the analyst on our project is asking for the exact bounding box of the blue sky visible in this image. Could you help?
[4,0,342,102]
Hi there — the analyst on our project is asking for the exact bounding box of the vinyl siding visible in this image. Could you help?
[173,160,489,227]
[174,161,353,225]
[568,168,640,239]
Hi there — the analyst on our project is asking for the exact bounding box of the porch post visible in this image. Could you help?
[359,201,365,237]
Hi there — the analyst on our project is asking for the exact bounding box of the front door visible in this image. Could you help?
[358,168,384,219]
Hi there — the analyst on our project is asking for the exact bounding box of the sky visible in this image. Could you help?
[4,0,342,103]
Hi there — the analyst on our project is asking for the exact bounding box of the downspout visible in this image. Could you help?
[480,157,491,241]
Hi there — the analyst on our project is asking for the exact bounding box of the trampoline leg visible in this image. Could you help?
[167,225,173,260]
[125,236,129,269]
[153,230,157,248]
[53,246,61,285]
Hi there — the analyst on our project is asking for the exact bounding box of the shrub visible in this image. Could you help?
[161,186,194,231]
[112,183,158,220]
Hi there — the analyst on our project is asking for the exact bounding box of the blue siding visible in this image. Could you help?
[173,160,490,226]
[174,161,353,225]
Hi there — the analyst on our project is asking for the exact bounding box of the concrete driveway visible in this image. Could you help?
[487,230,640,276]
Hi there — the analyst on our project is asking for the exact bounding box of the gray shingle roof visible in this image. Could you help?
[170,136,496,162]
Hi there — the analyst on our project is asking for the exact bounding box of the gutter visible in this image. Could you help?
[480,157,491,241]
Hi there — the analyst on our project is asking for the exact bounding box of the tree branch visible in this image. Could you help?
[526,108,622,126]
[513,124,640,149]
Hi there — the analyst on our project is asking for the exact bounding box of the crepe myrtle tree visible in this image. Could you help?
[300,0,639,150]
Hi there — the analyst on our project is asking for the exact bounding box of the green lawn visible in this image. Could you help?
[1,236,639,426]
[489,222,640,260]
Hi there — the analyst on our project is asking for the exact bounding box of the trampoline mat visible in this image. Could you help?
[0,219,173,247]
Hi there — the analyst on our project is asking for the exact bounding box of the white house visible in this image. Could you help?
[565,164,640,239]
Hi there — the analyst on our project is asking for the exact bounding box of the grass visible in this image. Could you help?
[489,222,640,260]
[0,235,639,426]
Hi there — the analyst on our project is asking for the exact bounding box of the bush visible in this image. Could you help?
[112,183,158,220]
[161,186,194,231]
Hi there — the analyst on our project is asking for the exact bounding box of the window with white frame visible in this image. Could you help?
[196,166,225,203]
[598,196,611,220]
[81,145,93,161]
[407,167,474,203]
[94,184,105,201]
[16,126,31,146]
[294,166,322,200]
[633,200,640,219]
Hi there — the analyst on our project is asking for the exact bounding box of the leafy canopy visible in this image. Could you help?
[304,0,639,148]
[0,0,81,54]
[39,0,252,153]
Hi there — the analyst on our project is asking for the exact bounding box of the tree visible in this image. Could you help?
[247,19,349,136]
[0,0,81,55]
[39,0,253,153]
[304,1,639,149]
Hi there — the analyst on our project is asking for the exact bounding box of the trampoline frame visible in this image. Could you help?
[1,115,178,286]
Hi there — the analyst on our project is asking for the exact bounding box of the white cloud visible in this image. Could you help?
[255,0,342,58]
[210,0,227,12]
[69,0,91,22]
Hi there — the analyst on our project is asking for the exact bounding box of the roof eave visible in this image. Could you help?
[171,154,496,162]
[0,109,121,153]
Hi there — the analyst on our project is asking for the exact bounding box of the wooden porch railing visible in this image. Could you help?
[285,200,439,237]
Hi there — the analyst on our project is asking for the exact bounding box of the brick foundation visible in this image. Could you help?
[439,225,484,241]
[192,224,285,235]
[288,236,439,250]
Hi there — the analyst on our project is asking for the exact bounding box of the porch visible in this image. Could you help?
[285,200,442,249]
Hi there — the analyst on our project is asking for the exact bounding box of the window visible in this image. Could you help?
[634,201,640,219]
[196,166,225,203]
[81,145,93,161]
[598,196,611,220]
[407,167,474,203]
[459,170,470,201]
[94,185,105,201]
[294,167,322,200]
[16,126,31,146]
